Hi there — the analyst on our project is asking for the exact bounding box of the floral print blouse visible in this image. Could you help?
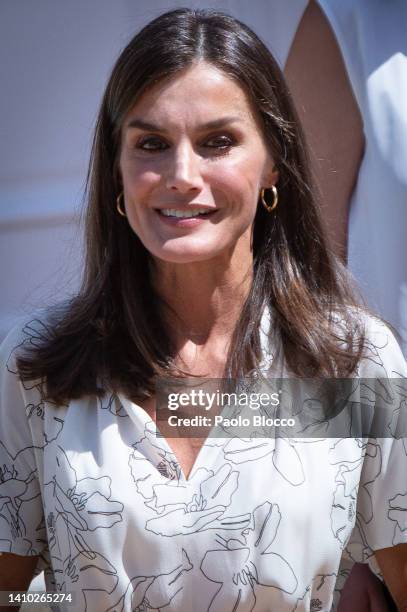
[0,312,406,612]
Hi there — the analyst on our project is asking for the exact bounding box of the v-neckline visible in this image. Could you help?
[118,393,221,483]
[117,305,275,482]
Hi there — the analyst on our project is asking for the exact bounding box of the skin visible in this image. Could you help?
[119,61,277,363]
[118,60,278,482]
[285,2,407,608]
[0,552,39,610]
[285,0,364,262]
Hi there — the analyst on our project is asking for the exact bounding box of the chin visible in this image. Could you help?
[153,250,218,264]
[149,242,225,264]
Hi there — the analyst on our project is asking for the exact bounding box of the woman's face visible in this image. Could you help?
[119,61,277,264]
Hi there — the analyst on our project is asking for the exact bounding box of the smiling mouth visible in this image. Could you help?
[156,208,216,219]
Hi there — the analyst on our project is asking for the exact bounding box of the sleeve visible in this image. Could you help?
[0,323,46,556]
[344,316,407,577]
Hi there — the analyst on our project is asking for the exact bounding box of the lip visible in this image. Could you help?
[154,204,217,212]
[154,206,218,227]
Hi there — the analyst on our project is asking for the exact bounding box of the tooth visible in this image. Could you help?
[161,208,210,218]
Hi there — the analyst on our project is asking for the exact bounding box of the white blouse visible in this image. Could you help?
[0,312,406,611]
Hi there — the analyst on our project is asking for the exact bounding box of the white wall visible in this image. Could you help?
[0,0,127,338]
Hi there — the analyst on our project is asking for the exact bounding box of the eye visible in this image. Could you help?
[136,136,169,151]
[203,134,236,150]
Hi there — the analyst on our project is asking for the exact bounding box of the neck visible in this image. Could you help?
[150,250,253,346]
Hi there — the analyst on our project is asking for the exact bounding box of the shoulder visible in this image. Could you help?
[1,301,71,364]
[0,303,71,395]
[356,311,407,378]
[1,311,53,368]
[327,306,406,377]
[0,314,49,413]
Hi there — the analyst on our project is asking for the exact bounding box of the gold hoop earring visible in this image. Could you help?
[260,186,278,213]
[116,192,126,217]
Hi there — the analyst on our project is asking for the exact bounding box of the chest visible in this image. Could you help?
[37,400,368,610]
[138,395,209,479]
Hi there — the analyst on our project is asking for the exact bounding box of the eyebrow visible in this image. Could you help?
[125,116,242,132]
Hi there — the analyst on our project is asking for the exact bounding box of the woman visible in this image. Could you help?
[0,9,406,611]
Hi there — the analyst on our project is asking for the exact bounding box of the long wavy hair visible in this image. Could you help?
[17,8,366,404]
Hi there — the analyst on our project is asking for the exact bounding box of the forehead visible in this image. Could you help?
[124,61,259,128]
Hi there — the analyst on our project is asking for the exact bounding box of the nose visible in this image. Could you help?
[165,142,204,193]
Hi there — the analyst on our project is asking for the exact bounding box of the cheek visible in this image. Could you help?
[207,159,263,216]
[208,154,265,194]
[120,157,160,198]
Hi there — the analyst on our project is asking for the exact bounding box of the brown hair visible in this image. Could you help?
[17,8,365,404]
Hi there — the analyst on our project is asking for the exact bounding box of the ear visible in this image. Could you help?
[268,164,279,186]
[262,161,279,189]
